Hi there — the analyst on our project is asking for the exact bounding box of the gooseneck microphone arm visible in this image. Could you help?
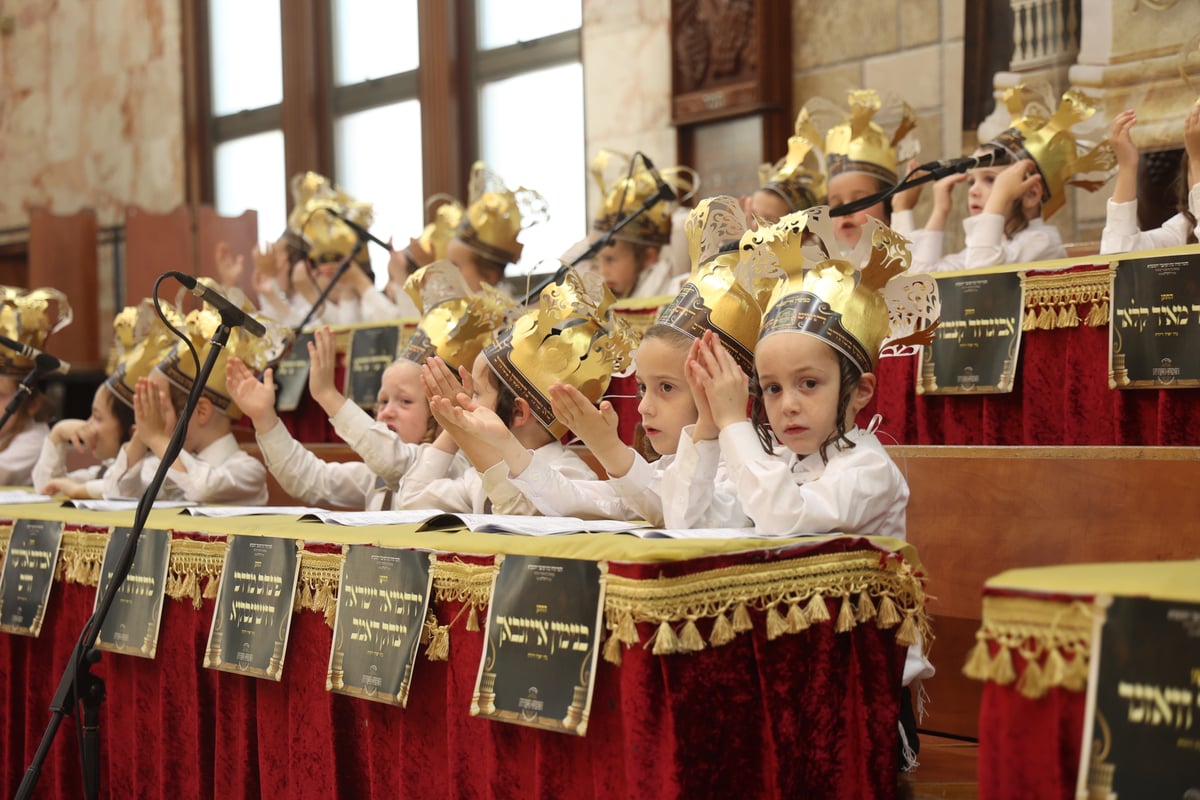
[15,271,250,800]
[829,151,1001,218]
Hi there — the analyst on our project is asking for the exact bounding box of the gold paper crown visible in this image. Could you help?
[104,299,186,408]
[0,287,72,376]
[986,85,1117,220]
[286,171,375,266]
[758,109,827,213]
[484,265,637,439]
[399,261,517,371]
[760,207,940,373]
[657,196,792,375]
[158,281,292,418]
[590,151,698,247]
[823,90,918,186]
[455,161,549,265]
[416,196,465,261]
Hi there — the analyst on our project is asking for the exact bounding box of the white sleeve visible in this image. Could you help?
[395,448,475,513]
[1100,197,1193,254]
[165,447,269,505]
[904,228,947,273]
[482,445,598,516]
[607,453,666,526]
[103,446,150,499]
[507,447,632,520]
[660,425,749,529]
[329,401,420,485]
[31,437,68,492]
[961,214,1064,269]
[257,421,375,508]
[890,209,916,237]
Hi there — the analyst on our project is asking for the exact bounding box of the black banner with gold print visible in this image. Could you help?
[274,331,314,413]
[917,272,1024,395]
[327,545,433,707]
[204,535,301,681]
[1109,254,1200,389]
[472,554,606,736]
[1078,595,1200,798]
[0,519,64,637]
[347,325,400,409]
[94,527,172,658]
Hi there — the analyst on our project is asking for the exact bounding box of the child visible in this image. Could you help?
[746,109,825,226]
[0,287,73,487]
[446,161,548,291]
[820,90,919,249]
[103,298,288,505]
[661,208,939,538]
[589,152,696,298]
[1100,102,1200,253]
[33,384,134,500]
[412,268,634,514]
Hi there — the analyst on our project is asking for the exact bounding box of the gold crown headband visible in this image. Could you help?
[455,161,549,265]
[656,196,795,375]
[0,287,73,377]
[820,90,919,186]
[105,299,186,408]
[590,151,699,247]
[158,281,292,418]
[399,261,517,371]
[760,207,940,374]
[986,84,1116,220]
[287,171,375,266]
[758,109,827,213]
[484,265,636,439]
[415,195,465,261]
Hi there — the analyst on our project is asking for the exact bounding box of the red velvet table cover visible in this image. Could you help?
[2,537,915,800]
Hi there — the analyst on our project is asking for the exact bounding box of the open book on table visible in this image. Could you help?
[299,509,650,536]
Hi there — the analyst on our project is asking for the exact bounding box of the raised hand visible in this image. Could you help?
[1185,103,1200,191]
[984,159,1043,216]
[306,327,344,416]
[892,159,926,212]
[215,241,244,290]
[549,382,633,477]
[684,334,718,441]
[1109,109,1139,204]
[133,378,177,457]
[49,418,91,454]
[225,357,279,432]
[690,330,749,431]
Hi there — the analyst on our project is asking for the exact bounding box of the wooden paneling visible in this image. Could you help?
[28,208,101,371]
[195,207,259,303]
[896,445,1200,739]
[124,205,194,306]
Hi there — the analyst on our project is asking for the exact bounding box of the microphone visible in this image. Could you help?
[171,272,266,337]
[321,207,393,253]
[638,153,677,204]
[0,335,70,375]
[913,149,1003,178]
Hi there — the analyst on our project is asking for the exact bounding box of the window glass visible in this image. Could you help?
[214,131,287,243]
[331,0,420,86]
[209,0,283,115]
[479,63,586,277]
[334,101,425,287]
[477,0,581,50]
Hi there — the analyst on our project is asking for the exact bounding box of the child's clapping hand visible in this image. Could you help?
[307,327,344,415]
[226,357,279,433]
[686,330,749,434]
[549,383,633,477]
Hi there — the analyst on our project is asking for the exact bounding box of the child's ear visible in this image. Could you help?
[193,396,214,425]
[1022,178,1045,217]
[510,397,533,429]
[847,372,877,420]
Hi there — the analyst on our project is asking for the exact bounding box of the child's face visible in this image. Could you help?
[748,189,791,226]
[827,172,888,248]
[966,166,1001,216]
[634,336,697,456]
[596,240,649,299]
[469,353,500,412]
[87,386,126,460]
[755,332,844,458]
[376,361,431,444]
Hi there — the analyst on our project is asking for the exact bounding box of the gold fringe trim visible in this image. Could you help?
[963,594,1096,694]
[295,551,343,628]
[1021,267,1112,331]
[166,539,227,610]
[603,548,929,657]
[431,559,493,618]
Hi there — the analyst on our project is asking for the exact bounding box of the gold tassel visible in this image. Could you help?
[603,632,623,665]
[855,591,877,624]
[165,573,180,599]
[835,595,857,633]
[990,644,1016,685]
[896,612,918,646]
[466,605,480,632]
[876,594,901,629]
[426,625,450,661]
[202,574,219,600]
[962,637,993,681]
[731,601,754,632]
[786,602,809,633]
[1085,301,1108,327]
[652,620,679,656]
[1058,303,1079,328]
[1043,647,1067,687]
[709,612,736,647]
[324,598,337,628]
[804,593,831,625]
[1017,653,1047,700]
[1022,307,1038,331]
[765,605,788,641]
[616,612,639,645]
[1062,651,1089,692]
[678,619,705,652]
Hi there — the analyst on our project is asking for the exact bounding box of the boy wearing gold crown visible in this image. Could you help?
[894,86,1113,272]
[226,262,511,510]
[103,301,288,505]
[407,267,630,514]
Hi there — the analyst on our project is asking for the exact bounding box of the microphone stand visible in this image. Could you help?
[829,160,976,218]
[15,294,245,800]
[519,185,673,305]
[290,237,367,342]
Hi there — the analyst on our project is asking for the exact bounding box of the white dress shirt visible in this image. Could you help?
[508,449,673,525]
[31,437,107,498]
[1099,185,1200,255]
[893,210,1066,273]
[104,433,268,505]
[257,420,387,510]
[0,422,50,487]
